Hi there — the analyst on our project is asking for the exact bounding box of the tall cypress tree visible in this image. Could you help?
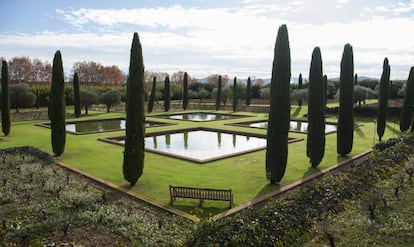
[377,58,390,142]
[400,67,414,131]
[183,72,189,110]
[306,47,325,167]
[266,24,291,184]
[246,77,251,106]
[354,73,358,85]
[73,72,81,118]
[148,76,156,113]
[215,75,222,111]
[123,32,145,186]
[337,44,354,156]
[298,73,303,107]
[323,74,328,107]
[49,51,66,156]
[1,60,10,136]
[232,77,238,112]
[164,76,170,112]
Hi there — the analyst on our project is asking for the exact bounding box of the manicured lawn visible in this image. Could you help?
[0,105,399,217]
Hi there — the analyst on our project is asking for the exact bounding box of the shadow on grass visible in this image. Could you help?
[355,126,365,138]
[386,122,400,136]
[171,203,230,218]
[337,154,348,164]
[255,183,280,198]
[292,107,302,118]
[303,166,321,179]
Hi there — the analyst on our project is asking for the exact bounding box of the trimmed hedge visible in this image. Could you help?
[186,134,414,246]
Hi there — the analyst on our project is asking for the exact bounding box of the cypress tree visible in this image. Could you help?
[232,77,238,112]
[73,72,81,118]
[266,24,291,184]
[354,73,358,85]
[323,74,328,107]
[1,60,10,136]
[246,77,251,106]
[123,32,145,186]
[148,76,156,113]
[164,76,170,112]
[183,72,189,110]
[337,44,354,156]
[215,75,222,111]
[49,51,66,156]
[377,58,390,141]
[306,47,325,167]
[298,73,303,107]
[400,67,414,131]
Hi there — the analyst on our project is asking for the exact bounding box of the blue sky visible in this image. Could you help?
[1,0,413,80]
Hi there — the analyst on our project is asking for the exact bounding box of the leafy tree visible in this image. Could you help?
[100,89,121,113]
[123,32,145,186]
[400,67,414,131]
[259,87,271,99]
[80,89,99,115]
[222,86,231,106]
[353,85,376,106]
[183,72,189,110]
[10,83,36,112]
[232,77,238,112]
[337,44,354,156]
[377,58,390,142]
[306,47,325,167]
[246,77,251,106]
[164,76,170,111]
[1,60,10,136]
[148,76,156,113]
[215,75,222,110]
[49,51,66,156]
[198,88,209,103]
[266,24,291,184]
[297,73,303,106]
[73,72,81,117]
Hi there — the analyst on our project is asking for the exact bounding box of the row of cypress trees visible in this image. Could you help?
[147,73,252,113]
[265,25,360,183]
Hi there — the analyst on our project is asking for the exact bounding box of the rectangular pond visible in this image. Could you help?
[152,112,251,122]
[229,120,338,134]
[37,118,171,134]
[99,127,302,163]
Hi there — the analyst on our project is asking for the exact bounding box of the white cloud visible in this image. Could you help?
[1,2,413,79]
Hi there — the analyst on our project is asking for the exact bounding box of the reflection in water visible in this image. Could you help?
[153,136,157,149]
[249,121,336,133]
[65,119,159,133]
[168,113,234,122]
[145,130,266,161]
[184,132,188,149]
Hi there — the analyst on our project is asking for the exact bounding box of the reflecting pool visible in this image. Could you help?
[154,112,249,122]
[100,128,276,163]
[241,120,337,134]
[38,118,169,134]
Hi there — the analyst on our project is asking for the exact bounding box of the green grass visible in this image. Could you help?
[0,106,399,217]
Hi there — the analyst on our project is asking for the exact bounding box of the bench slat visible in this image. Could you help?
[170,185,233,208]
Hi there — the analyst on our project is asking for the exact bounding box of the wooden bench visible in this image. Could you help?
[169,185,233,208]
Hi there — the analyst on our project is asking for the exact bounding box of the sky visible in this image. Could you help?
[1,0,413,80]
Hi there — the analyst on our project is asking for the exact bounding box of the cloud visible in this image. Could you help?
[1,1,413,79]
